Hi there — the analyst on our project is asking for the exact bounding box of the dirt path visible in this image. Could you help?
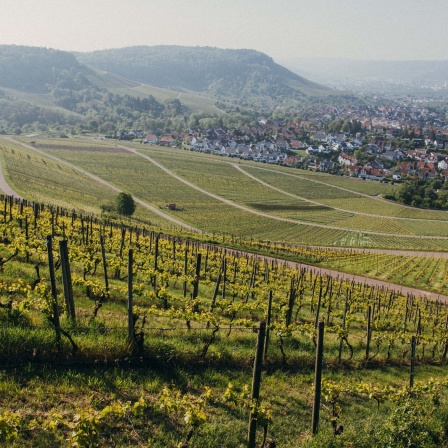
[5,138,200,233]
[234,164,448,223]
[125,146,448,240]
[3,138,447,299]
[223,248,448,302]
[0,160,21,198]
[300,246,448,258]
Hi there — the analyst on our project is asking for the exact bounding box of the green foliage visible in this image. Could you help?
[395,178,448,209]
[76,45,326,106]
[0,411,20,441]
[378,398,443,448]
[116,192,136,216]
[0,44,337,134]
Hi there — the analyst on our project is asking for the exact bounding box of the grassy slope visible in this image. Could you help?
[0,138,175,228]
[85,68,225,115]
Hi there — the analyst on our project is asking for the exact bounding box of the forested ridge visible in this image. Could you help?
[0,44,336,135]
[76,45,327,104]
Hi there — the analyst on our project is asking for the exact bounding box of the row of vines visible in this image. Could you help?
[1,195,448,446]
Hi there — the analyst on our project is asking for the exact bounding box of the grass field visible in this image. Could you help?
[0,140,176,229]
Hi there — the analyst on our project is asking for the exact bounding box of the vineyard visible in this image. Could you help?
[1,198,448,446]
[4,136,448,251]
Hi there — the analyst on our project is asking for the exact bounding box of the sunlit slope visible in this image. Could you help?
[0,138,178,228]
[6,137,448,250]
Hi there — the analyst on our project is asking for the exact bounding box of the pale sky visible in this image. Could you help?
[1,0,447,62]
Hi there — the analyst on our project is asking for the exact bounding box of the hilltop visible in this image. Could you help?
[0,44,340,135]
[76,45,329,107]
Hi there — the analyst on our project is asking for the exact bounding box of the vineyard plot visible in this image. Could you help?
[1,198,448,446]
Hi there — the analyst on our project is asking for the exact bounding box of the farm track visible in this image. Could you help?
[234,250,448,302]
[4,138,200,232]
[0,160,22,198]
[1,138,447,299]
[124,145,448,239]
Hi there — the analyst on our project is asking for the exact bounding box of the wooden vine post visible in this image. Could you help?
[247,321,266,448]
[25,215,29,263]
[154,233,160,272]
[59,239,76,324]
[285,278,296,327]
[312,321,325,435]
[192,253,202,300]
[46,235,62,353]
[127,249,134,351]
[314,282,323,328]
[410,335,416,389]
[99,234,109,295]
[264,291,273,358]
[183,247,188,298]
[365,305,372,361]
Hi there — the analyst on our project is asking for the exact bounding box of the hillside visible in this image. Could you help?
[76,45,330,106]
[0,44,341,134]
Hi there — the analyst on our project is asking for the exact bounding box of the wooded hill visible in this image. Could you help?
[0,44,341,134]
[76,45,329,106]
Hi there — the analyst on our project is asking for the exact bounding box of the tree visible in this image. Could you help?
[116,192,136,216]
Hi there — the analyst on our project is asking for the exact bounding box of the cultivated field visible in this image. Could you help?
[3,136,448,253]
[0,201,448,447]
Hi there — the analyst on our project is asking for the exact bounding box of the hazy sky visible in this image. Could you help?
[1,0,447,63]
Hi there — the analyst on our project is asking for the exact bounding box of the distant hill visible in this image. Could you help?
[0,45,88,93]
[76,46,330,106]
[0,44,339,133]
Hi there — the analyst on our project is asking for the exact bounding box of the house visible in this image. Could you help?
[143,133,158,144]
[367,159,384,170]
[396,163,415,176]
[318,144,331,154]
[318,161,335,172]
[159,136,175,147]
[290,140,307,150]
[284,156,301,167]
[365,144,382,154]
[312,131,328,142]
[338,153,358,166]
[255,141,275,152]
[438,159,448,170]
[306,145,319,155]
[275,140,290,151]
[383,149,405,161]
[348,166,361,177]
[408,149,427,160]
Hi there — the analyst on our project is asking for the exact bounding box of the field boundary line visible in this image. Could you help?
[233,164,448,223]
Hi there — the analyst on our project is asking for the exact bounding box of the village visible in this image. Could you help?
[117,94,448,183]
